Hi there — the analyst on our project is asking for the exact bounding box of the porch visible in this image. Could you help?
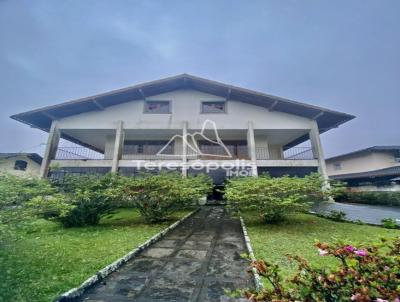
[42,121,325,179]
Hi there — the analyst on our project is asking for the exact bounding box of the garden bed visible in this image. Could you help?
[241,211,400,283]
[0,208,190,302]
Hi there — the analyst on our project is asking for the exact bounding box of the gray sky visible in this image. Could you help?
[1,0,399,157]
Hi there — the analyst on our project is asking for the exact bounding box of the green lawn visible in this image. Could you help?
[0,208,190,302]
[242,211,400,284]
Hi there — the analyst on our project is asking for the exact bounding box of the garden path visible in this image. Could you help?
[78,206,252,302]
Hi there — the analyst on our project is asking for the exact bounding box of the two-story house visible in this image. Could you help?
[326,146,400,191]
[11,74,354,184]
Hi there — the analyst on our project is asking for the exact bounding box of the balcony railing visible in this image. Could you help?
[54,146,315,161]
[284,147,315,160]
[55,147,105,160]
[255,147,315,160]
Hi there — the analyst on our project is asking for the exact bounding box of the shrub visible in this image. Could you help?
[326,210,347,222]
[0,173,56,239]
[123,172,212,223]
[225,173,328,223]
[30,173,126,227]
[244,238,400,302]
[0,173,55,210]
[381,218,399,229]
[336,191,400,207]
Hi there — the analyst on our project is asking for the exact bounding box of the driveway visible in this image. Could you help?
[78,206,252,302]
[312,202,400,225]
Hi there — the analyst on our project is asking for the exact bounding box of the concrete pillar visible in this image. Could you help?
[247,121,258,177]
[309,121,329,182]
[278,146,284,160]
[40,120,60,178]
[111,121,124,173]
[181,121,188,177]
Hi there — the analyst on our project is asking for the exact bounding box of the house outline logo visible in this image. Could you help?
[156,120,233,158]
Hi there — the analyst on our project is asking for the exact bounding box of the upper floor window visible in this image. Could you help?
[14,160,27,171]
[144,100,171,114]
[123,140,173,155]
[333,162,342,171]
[201,101,226,113]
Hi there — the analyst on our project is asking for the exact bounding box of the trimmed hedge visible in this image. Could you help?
[336,191,400,207]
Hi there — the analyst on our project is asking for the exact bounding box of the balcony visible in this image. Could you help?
[54,145,314,161]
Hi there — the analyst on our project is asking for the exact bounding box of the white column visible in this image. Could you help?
[309,121,329,182]
[181,121,188,177]
[40,120,60,178]
[247,121,258,177]
[111,121,124,173]
[278,146,284,160]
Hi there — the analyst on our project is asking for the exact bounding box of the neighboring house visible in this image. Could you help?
[11,74,354,184]
[0,153,42,177]
[326,146,400,191]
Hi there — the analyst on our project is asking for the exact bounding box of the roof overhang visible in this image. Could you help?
[11,74,355,148]
[330,166,400,180]
[327,146,400,162]
[0,153,43,164]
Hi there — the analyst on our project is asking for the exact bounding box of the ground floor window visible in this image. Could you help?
[14,160,27,171]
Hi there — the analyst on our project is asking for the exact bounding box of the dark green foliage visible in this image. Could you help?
[225,173,330,223]
[123,172,213,223]
[0,173,55,209]
[0,173,56,239]
[337,190,400,207]
[326,210,347,222]
[381,217,399,229]
[29,173,126,227]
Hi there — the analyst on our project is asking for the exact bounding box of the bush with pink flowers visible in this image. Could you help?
[245,238,400,302]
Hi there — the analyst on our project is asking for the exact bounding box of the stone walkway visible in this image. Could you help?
[79,206,252,302]
[312,202,400,225]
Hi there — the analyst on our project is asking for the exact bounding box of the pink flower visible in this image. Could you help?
[375,299,388,302]
[355,249,368,256]
[318,248,328,256]
[344,245,356,252]
[394,298,399,302]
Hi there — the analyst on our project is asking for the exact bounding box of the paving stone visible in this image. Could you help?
[140,247,175,258]
[187,234,215,241]
[122,258,164,275]
[199,279,250,302]
[181,240,212,250]
[175,249,208,260]
[152,239,182,248]
[161,259,203,277]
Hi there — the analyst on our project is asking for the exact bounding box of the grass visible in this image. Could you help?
[0,208,190,302]
[242,211,400,284]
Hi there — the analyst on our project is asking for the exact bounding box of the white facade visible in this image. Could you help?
[41,88,327,181]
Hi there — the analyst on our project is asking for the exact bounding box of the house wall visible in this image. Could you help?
[57,90,314,131]
[326,151,399,175]
[0,156,41,177]
[349,184,400,192]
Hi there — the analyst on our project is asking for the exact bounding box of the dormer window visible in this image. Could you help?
[144,101,171,114]
[201,101,226,113]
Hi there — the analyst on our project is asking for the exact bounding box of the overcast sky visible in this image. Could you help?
[0,0,399,157]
